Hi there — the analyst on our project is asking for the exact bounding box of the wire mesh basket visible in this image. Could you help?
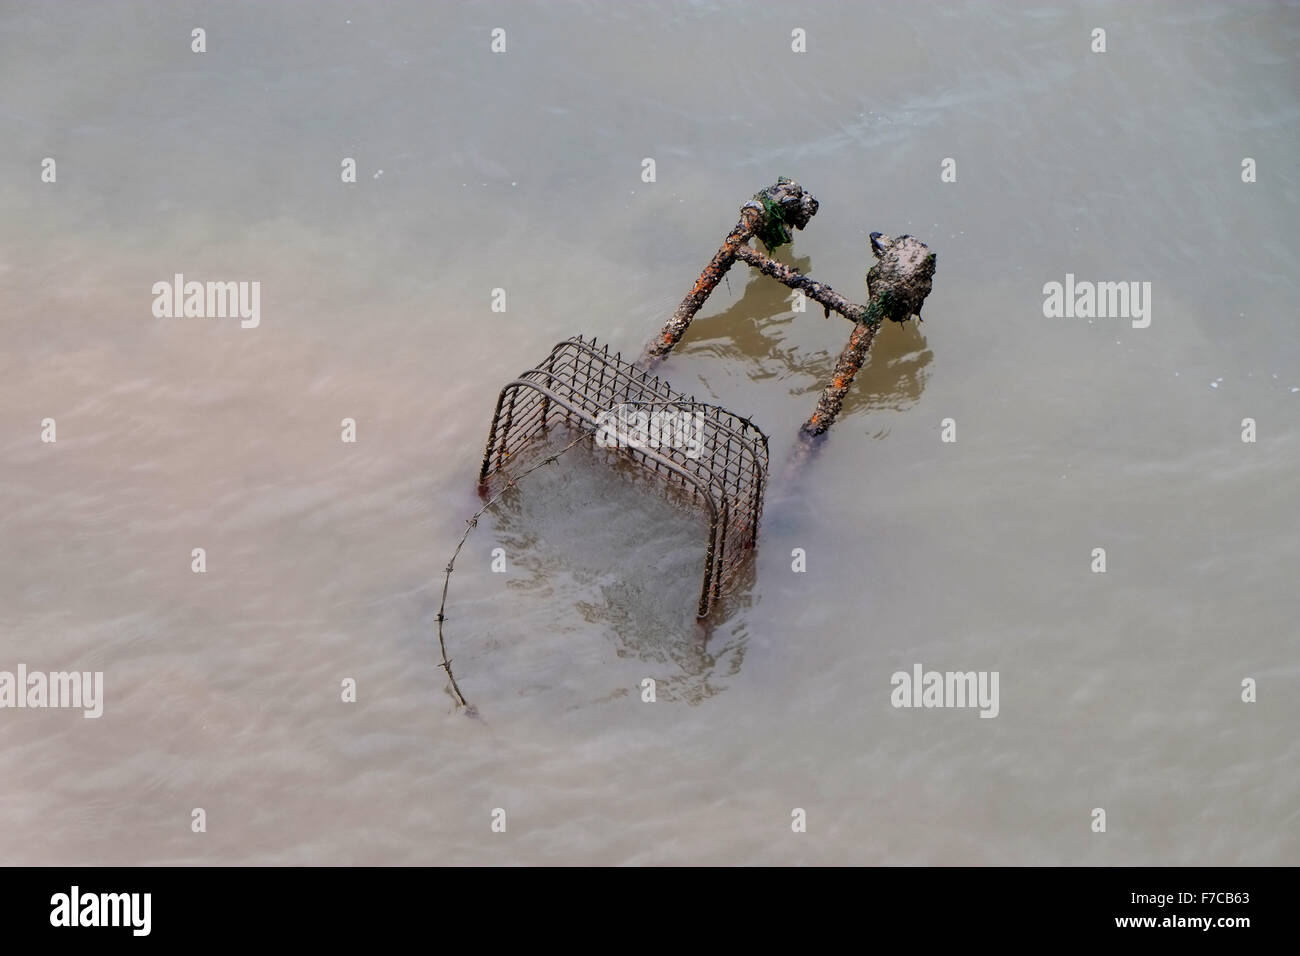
[479,336,768,617]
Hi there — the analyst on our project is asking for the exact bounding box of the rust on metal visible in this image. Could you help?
[733,244,870,324]
[646,179,936,437]
[649,177,819,358]
[480,336,769,617]
[801,232,937,436]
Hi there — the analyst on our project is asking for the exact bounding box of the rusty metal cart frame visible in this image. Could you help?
[479,335,768,617]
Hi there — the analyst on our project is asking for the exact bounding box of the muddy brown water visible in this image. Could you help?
[1,1,1297,864]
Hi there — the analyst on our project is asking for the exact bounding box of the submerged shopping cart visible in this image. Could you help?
[479,335,768,618]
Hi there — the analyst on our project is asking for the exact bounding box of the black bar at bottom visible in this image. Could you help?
[0,866,1283,942]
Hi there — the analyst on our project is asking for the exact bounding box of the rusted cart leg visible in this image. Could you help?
[801,233,937,437]
[801,320,881,437]
[648,177,819,359]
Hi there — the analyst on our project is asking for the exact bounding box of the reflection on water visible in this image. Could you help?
[811,320,933,417]
[678,251,819,374]
[678,248,934,420]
